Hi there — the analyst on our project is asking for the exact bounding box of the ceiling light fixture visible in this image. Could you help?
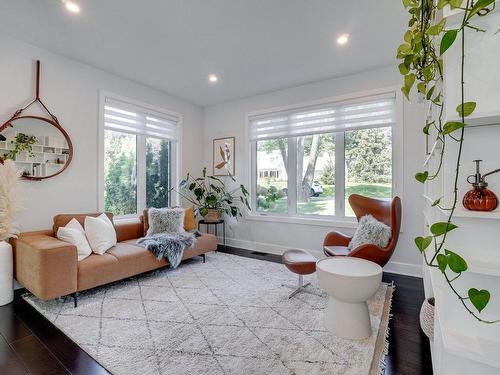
[208,74,219,83]
[337,34,350,45]
[63,0,80,13]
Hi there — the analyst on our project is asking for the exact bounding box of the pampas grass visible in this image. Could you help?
[0,159,22,241]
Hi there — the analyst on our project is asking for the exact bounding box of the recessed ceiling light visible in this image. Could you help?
[337,34,350,45]
[208,74,219,83]
[63,0,80,13]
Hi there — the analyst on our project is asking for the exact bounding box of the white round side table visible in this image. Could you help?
[317,257,382,339]
[0,241,14,306]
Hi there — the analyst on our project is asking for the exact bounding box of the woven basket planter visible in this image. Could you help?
[419,297,435,340]
[205,209,223,222]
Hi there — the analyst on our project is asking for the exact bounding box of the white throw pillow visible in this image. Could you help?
[84,213,117,255]
[348,214,392,250]
[147,207,185,236]
[57,222,92,261]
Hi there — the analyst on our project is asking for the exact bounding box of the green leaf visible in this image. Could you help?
[437,254,448,272]
[440,30,458,55]
[415,236,433,252]
[449,0,463,7]
[402,0,412,8]
[442,121,465,134]
[456,102,476,117]
[426,86,436,100]
[415,171,429,183]
[398,63,410,75]
[437,0,450,9]
[188,183,196,190]
[194,187,204,200]
[397,43,412,57]
[405,73,416,92]
[431,197,441,207]
[467,0,495,20]
[404,30,413,43]
[430,222,458,236]
[199,207,208,217]
[423,121,432,135]
[428,18,446,36]
[468,288,490,313]
[445,250,468,273]
[417,82,427,94]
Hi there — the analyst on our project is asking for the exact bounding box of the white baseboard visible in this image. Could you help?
[218,237,422,278]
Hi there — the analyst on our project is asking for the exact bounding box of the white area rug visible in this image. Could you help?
[23,252,393,375]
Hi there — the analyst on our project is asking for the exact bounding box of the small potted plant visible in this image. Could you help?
[0,158,22,305]
[174,167,250,222]
[2,133,37,160]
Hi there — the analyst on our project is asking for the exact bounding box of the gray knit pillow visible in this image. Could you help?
[348,214,392,250]
[146,208,185,236]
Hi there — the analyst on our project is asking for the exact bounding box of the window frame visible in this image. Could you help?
[247,87,403,227]
[98,91,182,219]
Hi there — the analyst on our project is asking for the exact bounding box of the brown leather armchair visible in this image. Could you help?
[323,194,402,267]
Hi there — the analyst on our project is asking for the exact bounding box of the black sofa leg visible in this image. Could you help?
[72,292,78,308]
[200,254,206,263]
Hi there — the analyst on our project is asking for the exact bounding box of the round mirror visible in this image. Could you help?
[0,116,73,180]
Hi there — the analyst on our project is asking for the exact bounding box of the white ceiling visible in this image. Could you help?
[0,0,407,106]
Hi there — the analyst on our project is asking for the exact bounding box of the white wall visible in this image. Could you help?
[203,66,426,276]
[0,33,204,230]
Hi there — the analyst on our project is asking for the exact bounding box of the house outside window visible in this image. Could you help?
[249,91,400,220]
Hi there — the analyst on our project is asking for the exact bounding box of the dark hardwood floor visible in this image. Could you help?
[0,247,433,375]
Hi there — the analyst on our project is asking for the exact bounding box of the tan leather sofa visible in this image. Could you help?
[12,212,218,305]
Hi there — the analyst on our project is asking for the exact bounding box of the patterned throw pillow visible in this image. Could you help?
[147,207,185,236]
[348,214,392,250]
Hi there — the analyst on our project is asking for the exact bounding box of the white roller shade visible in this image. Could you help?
[249,93,396,141]
[104,98,180,141]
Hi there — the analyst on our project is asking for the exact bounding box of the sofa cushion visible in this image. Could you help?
[141,207,198,234]
[146,207,185,235]
[107,242,167,278]
[85,214,117,255]
[183,233,218,258]
[77,234,217,292]
[77,253,120,292]
[53,212,113,234]
[115,219,144,242]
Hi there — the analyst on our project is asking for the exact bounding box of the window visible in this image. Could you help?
[102,96,180,216]
[249,93,396,220]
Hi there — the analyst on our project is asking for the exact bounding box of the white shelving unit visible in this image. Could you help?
[0,135,69,178]
[423,5,500,374]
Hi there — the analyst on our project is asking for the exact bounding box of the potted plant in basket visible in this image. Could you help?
[0,158,22,305]
[174,167,250,222]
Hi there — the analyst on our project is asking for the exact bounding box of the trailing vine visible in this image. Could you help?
[398,0,499,323]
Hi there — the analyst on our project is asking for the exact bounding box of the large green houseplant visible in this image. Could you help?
[175,167,250,221]
[398,0,498,322]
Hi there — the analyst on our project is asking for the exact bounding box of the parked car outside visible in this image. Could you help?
[311,181,323,197]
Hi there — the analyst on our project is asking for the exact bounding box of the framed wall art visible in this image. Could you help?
[213,136,235,176]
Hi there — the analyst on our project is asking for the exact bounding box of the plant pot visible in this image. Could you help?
[419,297,435,340]
[0,241,14,306]
[205,209,222,222]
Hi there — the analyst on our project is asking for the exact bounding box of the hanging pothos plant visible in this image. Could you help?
[398,0,499,323]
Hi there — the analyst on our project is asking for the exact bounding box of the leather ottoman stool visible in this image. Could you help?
[282,249,317,298]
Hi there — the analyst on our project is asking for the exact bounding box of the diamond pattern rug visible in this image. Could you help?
[23,252,393,375]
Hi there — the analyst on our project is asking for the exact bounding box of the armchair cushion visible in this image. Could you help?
[348,214,391,250]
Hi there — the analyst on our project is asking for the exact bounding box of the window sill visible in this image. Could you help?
[245,213,358,229]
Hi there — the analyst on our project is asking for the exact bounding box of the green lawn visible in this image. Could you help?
[257,182,391,216]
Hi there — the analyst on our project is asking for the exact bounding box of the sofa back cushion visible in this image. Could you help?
[53,212,114,234]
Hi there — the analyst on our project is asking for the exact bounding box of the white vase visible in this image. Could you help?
[0,240,14,306]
